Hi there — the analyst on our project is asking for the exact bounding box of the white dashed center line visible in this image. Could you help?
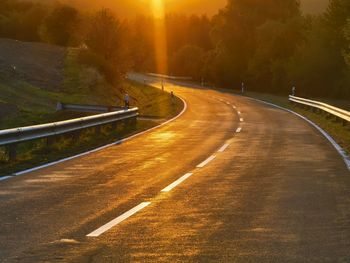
[87,202,151,237]
[240,118,244,122]
[197,155,216,168]
[236,127,242,133]
[161,173,193,192]
[218,143,230,152]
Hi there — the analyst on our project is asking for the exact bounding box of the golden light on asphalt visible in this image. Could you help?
[152,0,168,74]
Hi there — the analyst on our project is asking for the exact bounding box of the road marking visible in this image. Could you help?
[240,118,244,122]
[232,106,236,109]
[161,173,193,192]
[218,143,230,152]
[4,88,188,180]
[236,127,242,133]
[237,111,241,115]
[246,96,350,171]
[226,102,230,105]
[197,155,216,168]
[87,202,151,237]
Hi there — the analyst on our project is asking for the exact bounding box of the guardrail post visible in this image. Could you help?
[130,117,137,128]
[7,144,17,162]
[95,126,101,135]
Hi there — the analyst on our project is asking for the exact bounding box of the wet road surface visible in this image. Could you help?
[0,74,350,262]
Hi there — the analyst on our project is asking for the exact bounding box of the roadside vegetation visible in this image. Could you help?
[233,90,350,156]
[0,0,348,99]
[0,0,348,174]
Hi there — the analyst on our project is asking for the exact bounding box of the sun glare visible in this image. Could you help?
[152,0,165,19]
[151,0,168,74]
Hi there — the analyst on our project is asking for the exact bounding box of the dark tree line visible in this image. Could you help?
[0,0,349,99]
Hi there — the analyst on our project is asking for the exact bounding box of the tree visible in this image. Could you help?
[344,19,350,66]
[85,9,130,81]
[86,9,122,60]
[41,5,79,46]
[170,45,205,80]
[0,0,46,41]
[211,0,301,87]
[248,17,305,93]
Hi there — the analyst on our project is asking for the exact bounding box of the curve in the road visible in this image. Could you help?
[1,74,350,262]
[2,85,188,181]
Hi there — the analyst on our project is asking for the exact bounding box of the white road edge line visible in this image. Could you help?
[246,96,350,171]
[2,84,188,181]
[161,173,193,192]
[218,143,230,153]
[0,176,13,181]
[87,202,151,237]
[236,127,242,133]
[197,155,216,168]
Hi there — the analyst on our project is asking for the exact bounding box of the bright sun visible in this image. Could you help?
[151,0,168,74]
[151,0,165,18]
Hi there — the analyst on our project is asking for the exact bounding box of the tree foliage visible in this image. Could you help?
[0,0,348,99]
[41,5,79,46]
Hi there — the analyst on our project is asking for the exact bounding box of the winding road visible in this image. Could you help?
[0,74,350,262]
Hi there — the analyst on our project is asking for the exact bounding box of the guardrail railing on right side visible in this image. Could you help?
[289,95,350,126]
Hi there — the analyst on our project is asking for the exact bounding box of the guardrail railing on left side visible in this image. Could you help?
[289,95,350,126]
[57,102,124,113]
[147,73,192,81]
[0,107,139,162]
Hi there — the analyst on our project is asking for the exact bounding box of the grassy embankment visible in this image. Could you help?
[0,48,183,176]
[235,90,350,156]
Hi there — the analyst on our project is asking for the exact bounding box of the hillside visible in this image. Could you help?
[0,39,178,130]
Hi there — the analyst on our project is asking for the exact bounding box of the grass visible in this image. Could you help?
[0,83,183,177]
[233,90,350,156]
[0,47,184,177]
[0,120,158,176]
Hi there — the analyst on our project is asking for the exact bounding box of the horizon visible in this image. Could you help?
[37,0,328,18]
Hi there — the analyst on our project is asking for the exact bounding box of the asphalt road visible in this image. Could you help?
[0,74,350,262]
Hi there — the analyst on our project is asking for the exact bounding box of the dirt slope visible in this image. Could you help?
[0,38,66,91]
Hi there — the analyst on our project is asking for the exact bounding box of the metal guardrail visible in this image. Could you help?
[57,102,124,113]
[0,108,139,161]
[289,95,350,125]
[147,73,192,81]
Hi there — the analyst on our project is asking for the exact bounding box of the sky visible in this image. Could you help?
[48,0,328,17]
[54,0,225,17]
